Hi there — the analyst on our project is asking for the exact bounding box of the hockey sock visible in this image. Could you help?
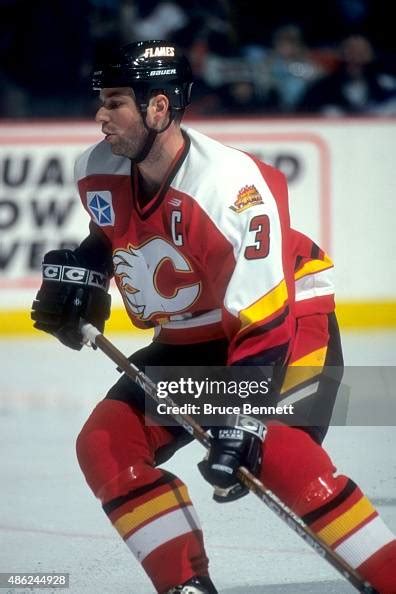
[261,424,396,593]
[103,469,209,593]
[298,475,396,594]
[76,399,209,593]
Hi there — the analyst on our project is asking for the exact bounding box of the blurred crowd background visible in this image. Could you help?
[1,0,396,119]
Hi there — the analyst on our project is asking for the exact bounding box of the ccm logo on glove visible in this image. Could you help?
[43,264,109,290]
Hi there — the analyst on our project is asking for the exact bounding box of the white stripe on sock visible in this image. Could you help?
[334,515,395,569]
[125,505,201,562]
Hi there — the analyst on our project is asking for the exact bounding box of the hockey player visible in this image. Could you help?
[31,41,396,593]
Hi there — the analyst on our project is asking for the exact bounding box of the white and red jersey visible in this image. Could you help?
[75,127,332,364]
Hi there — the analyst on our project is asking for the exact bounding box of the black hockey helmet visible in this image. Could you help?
[92,40,193,112]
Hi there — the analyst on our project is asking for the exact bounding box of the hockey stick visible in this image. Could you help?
[81,322,378,594]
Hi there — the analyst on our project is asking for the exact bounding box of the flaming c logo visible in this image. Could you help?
[113,238,201,321]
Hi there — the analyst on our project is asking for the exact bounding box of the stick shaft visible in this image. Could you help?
[81,323,377,593]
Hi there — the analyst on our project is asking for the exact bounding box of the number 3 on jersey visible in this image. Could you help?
[244,214,270,260]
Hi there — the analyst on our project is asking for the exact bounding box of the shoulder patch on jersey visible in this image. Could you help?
[87,191,115,226]
[230,185,263,213]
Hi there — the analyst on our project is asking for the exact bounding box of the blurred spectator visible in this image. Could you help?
[200,53,277,115]
[335,0,396,55]
[298,35,396,115]
[127,1,188,42]
[263,25,324,111]
[174,0,231,49]
[214,80,275,115]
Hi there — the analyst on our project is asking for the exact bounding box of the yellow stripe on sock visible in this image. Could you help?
[317,496,376,547]
[114,485,191,538]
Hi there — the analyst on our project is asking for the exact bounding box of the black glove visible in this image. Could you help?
[198,415,266,503]
[31,249,111,350]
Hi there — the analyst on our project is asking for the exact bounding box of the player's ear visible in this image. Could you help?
[147,93,170,129]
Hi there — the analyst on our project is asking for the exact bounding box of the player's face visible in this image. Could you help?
[96,88,148,158]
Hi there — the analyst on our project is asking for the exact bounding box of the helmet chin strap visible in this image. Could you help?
[133,128,157,164]
[133,107,174,164]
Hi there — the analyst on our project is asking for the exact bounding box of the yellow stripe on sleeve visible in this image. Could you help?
[281,346,327,394]
[294,254,333,281]
[239,279,288,329]
[289,346,328,368]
